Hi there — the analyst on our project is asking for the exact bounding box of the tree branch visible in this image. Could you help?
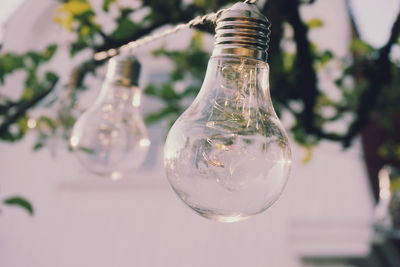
[285,0,320,133]
[284,1,400,147]
[0,78,59,138]
[343,10,400,147]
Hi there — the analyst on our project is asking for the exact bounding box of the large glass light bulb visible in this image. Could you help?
[70,56,150,179]
[164,2,292,222]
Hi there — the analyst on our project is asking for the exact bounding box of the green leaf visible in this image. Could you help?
[160,83,180,101]
[144,84,158,96]
[78,146,95,154]
[192,31,204,50]
[4,196,34,215]
[26,52,42,66]
[111,18,139,40]
[45,72,59,83]
[145,106,179,125]
[171,70,184,81]
[391,177,400,192]
[16,116,29,135]
[60,114,76,129]
[180,85,200,98]
[152,47,167,57]
[0,53,24,83]
[70,40,89,56]
[102,0,117,11]
[350,38,374,54]
[318,50,334,64]
[42,45,58,61]
[38,116,58,133]
[33,142,45,151]
[194,0,205,6]
[291,122,319,147]
[120,8,134,17]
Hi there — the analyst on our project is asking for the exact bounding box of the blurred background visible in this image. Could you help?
[0,0,400,266]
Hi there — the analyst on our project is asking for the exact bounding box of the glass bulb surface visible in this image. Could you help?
[70,82,150,179]
[164,57,291,222]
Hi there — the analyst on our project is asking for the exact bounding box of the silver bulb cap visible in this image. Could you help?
[106,55,141,87]
[212,2,271,62]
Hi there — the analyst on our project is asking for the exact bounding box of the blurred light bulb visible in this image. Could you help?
[70,55,150,179]
[164,2,292,222]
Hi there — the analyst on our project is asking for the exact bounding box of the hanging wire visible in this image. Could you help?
[94,8,228,61]
[93,0,261,61]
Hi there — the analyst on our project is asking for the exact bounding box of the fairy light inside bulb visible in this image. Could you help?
[70,55,150,179]
[164,1,291,222]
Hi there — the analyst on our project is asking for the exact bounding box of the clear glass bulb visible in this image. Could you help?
[164,56,292,222]
[70,57,150,179]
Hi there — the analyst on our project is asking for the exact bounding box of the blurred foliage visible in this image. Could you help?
[0,0,399,157]
[55,0,101,55]
[0,45,59,143]
[144,31,208,126]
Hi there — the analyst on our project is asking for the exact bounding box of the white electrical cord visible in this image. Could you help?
[93,0,261,61]
[94,8,228,61]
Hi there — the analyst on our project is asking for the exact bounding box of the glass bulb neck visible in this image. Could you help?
[207,56,270,94]
[98,80,143,109]
[105,76,141,90]
[106,55,141,87]
[197,56,273,123]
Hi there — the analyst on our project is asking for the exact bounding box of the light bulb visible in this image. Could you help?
[164,2,292,222]
[70,55,150,179]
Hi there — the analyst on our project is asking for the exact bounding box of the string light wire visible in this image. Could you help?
[93,0,261,61]
[94,8,229,61]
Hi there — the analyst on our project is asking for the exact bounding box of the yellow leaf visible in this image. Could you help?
[22,88,34,100]
[307,18,324,29]
[57,1,92,16]
[391,177,400,193]
[54,1,92,31]
[192,31,203,49]
[301,146,313,164]
[194,0,205,6]
[80,26,91,37]
[54,15,73,31]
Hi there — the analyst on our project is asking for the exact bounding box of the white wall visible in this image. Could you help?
[0,1,375,267]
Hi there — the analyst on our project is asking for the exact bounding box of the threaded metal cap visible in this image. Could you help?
[212,2,271,61]
[106,55,141,87]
